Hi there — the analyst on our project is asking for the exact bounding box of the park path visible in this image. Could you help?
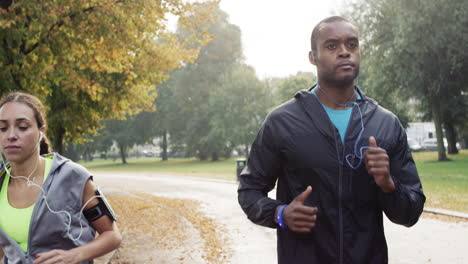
[93,172,468,264]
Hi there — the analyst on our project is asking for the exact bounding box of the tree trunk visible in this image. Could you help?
[244,143,250,159]
[52,125,65,155]
[83,148,89,161]
[198,151,208,161]
[161,130,168,161]
[462,134,468,150]
[431,99,448,161]
[87,148,93,161]
[211,152,219,161]
[118,142,127,164]
[444,121,459,154]
[63,142,79,161]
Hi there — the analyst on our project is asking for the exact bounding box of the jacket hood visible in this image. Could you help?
[294,84,375,104]
[42,152,70,175]
[289,85,379,146]
[39,152,72,195]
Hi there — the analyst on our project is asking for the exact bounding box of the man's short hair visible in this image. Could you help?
[310,16,352,54]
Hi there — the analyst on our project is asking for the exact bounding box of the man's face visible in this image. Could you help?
[311,21,360,87]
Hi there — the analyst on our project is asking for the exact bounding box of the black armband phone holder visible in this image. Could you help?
[83,188,117,222]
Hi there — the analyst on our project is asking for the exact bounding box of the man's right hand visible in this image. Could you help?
[276,186,318,233]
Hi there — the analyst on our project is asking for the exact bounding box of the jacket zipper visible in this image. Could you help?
[339,105,354,264]
[27,187,42,261]
[339,102,361,264]
[27,160,51,261]
[339,105,356,264]
[339,151,344,264]
[332,127,344,264]
[339,103,356,264]
[27,155,55,260]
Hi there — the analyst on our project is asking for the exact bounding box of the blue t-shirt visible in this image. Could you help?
[312,89,360,143]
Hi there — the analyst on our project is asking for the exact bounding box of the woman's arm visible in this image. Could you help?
[34,180,122,264]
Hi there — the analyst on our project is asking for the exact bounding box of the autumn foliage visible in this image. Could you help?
[108,193,231,263]
[0,0,218,152]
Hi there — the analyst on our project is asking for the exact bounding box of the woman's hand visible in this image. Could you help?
[34,179,121,264]
[33,249,80,264]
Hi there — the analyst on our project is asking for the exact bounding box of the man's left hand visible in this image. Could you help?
[364,136,396,193]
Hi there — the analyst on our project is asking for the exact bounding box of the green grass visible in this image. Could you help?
[80,150,468,212]
[80,157,240,181]
[413,150,468,213]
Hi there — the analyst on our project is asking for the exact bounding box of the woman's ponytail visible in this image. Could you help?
[40,134,52,155]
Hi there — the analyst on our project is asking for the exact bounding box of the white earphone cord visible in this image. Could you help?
[2,160,100,242]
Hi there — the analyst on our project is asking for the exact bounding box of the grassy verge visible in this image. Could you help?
[413,150,468,213]
[81,150,468,212]
[81,157,241,181]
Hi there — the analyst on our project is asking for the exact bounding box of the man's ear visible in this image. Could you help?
[309,51,317,65]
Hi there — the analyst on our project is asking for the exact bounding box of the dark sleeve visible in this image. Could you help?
[378,120,426,227]
[237,116,284,228]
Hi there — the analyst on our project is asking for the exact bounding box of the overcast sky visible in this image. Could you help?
[219,0,344,79]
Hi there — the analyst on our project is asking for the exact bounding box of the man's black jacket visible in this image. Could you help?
[238,87,425,264]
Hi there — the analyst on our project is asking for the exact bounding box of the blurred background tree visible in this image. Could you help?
[4,0,465,163]
[0,0,217,153]
[342,0,468,160]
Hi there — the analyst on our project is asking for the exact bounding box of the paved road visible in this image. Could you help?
[94,172,468,264]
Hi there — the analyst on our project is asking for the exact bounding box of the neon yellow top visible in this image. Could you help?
[0,157,52,252]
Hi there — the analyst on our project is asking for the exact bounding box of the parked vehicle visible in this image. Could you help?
[421,138,448,151]
[407,138,422,152]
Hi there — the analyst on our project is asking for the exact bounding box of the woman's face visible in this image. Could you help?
[0,102,42,163]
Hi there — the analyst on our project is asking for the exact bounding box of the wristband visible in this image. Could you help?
[277,204,288,229]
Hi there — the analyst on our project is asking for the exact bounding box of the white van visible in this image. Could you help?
[421,138,448,151]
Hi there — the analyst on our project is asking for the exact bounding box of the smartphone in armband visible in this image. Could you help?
[83,187,118,222]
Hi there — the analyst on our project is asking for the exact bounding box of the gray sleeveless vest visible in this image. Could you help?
[0,153,96,264]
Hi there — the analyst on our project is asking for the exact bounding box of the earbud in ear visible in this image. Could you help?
[312,52,316,61]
